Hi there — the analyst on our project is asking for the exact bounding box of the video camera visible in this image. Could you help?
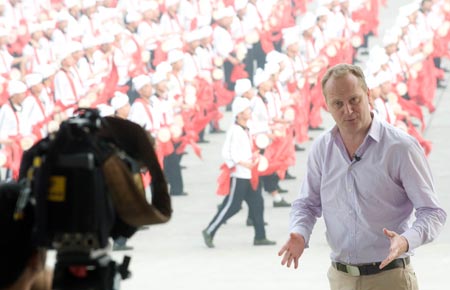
[14,108,172,290]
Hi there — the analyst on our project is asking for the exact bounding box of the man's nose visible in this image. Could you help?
[344,102,353,114]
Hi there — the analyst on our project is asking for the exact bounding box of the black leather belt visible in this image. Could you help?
[331,257,410,276]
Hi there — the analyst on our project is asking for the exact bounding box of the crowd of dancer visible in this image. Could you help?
[0,0,448,238]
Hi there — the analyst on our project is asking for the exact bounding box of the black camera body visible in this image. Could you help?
[17,108,172,290]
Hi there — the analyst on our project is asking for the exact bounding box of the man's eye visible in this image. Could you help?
[350,97,360,104]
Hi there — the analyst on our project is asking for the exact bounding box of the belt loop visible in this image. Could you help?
[401,258,406,268]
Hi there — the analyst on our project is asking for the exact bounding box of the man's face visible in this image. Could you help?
[422,1,432,12]
[156,81,168,97]
[317,16,327,29]
[62,55,75,67]
[287,43,299,56]
[385,43,398,55]
[139,83,153,98]
[117,103,130,119]
[243,89,254,100]
[11,92,26,105]
[31,83,43,96]
[324,73,371,135]
[237,107,252,123]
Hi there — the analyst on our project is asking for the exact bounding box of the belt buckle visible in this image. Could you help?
[345,265,361,276]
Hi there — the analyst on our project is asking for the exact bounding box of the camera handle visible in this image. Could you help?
[52,252,132,290]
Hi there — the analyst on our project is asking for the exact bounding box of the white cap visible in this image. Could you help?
[234,78,252,97]
[185,29,202,43]
[316,6,331,18]
[108,24,123,36]
[378,52,389,65]
[396,16,409,28]
[282,29,299,49]
[198,25,213,39]
[253,68,270,87]
[376,70,393,85]
[156,61,172,74]
[366,59,381,75]
[214,6,236,20]
[69,41,83,53]
[25,73,43,88]
[283,36,299,50]
[55,46,73,62]
[167,49,184,64]
[152,72,167,85]
[264,61,280,75]
[125,10,142,23]
[82,35,98,49]
[266,50,284,64]
[382,33,398,47]
[232,96,251,119]
[133,75,151,91]
[0,27,8,37]
[98,33,114,45]
[318,0,333,5]
[365,74,380,90]
[57,10,71,22]
[97,104,115,117]
[82,0,96,9]
[300,12,316,32]
[282,26,299,38]
[400,3,419,17]
[42,20,56,31]
[234,0,248,11]
[111,92,129,111]
[35,64,57,79]
[165,0,180,7]
[141,1,158,11]
[65,0,80,9]
[162,36,183,52]
[29,23,43,34]
[8,80,27,96]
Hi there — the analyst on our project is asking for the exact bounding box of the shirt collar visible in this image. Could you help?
[331,112,381,144]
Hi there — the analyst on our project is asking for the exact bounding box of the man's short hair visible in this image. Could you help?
[0,183,35,288]
[321,63,368,97]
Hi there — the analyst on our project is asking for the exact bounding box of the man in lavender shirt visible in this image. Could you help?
[278,64,447,290]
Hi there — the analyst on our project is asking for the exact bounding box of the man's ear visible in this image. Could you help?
[323,96,329,111]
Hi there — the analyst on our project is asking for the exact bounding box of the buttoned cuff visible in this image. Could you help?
[401,228,421,252]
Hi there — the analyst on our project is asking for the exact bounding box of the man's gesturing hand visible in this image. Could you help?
[278,233,306,269]
[379,228,409,269]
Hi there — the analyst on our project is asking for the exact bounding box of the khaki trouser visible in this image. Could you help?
[327,264,419,290]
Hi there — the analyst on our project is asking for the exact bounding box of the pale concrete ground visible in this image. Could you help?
[48,1,450,289]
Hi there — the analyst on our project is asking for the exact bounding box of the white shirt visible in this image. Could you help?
[265,91,282,120]
[53,68,84,115]
[373,97,396,125]
[138,20,161,51]
[222,123,253,179]
[78,13,101,37]
[183,52,200,79]
[128,97,161,134]
[160,12,183,36]
[22,41,50,72]
[250,95,270,134]
[22,93,53,138]
[0,47,14,74]
[0,102,32,139]
[213,25,234,58]
[151,95,174,126]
